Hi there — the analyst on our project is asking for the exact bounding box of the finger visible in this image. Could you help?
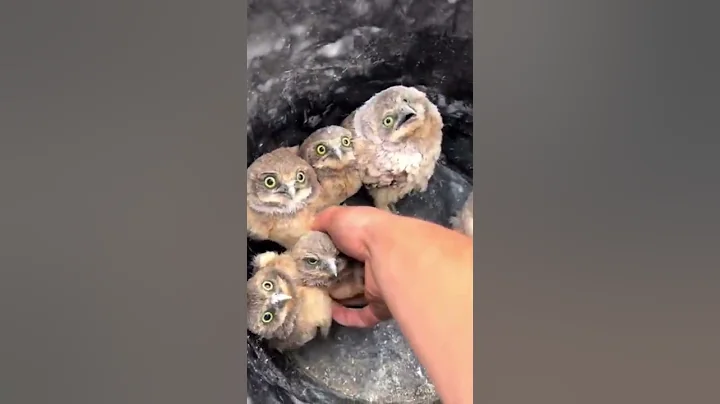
[311,206,343,232]
[331,302,382,328]
[312,207,371,261]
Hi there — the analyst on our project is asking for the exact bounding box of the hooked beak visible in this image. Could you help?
[332,146,343,159]
[326,259,338,277]
[396,104,417,127]
[278,182,296,198]
[270,293,292,305]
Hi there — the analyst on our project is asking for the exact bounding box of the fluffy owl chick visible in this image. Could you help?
[247,147,326,249]
[342,85,444,212]
[247,251,333,352]
[450,191,474,237]
[291,231,366,301]
[298,126,363,206]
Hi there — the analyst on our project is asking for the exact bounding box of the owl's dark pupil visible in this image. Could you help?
[263,313,272,321]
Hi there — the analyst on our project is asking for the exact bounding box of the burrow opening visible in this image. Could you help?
[247,30,473,404]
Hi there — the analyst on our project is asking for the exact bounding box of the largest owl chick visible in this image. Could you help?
[247,147,327,249]
[290,231,366,301]
[298,126,362,206]
[342,85,444,212]
[247,251,333,352]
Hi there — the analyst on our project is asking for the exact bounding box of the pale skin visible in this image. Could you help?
[312,206,474,404]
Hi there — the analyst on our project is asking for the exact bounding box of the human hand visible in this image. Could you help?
[311,206,396,328]
[313,205,473,328]
[314,205,475,404]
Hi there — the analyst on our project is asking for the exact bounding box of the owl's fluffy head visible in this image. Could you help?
[247,147,321,214]
[246,266,298,340]
[291,231,348,288]
[298,126,357,172]
[354,85,443,143]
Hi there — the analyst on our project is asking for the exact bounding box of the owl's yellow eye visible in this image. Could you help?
[261,312,273,323]
[341,136,352,147]
[296,171,306,183]
[261,281,273,291]
[315,144,327,156]
[382,116,394,128]
[304,257,318,265]
[263,176,277,189]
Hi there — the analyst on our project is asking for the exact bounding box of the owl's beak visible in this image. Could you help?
[326,259,338,277]
[270,293,292,305]
[397,104,417,128]
[332,146,343,159]
[277,182,296,198]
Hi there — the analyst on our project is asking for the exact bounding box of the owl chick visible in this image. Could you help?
[291,231,366,301]
[342,85,444,212]
[298,126,363,206]
[247,147,328,249]
[247,251,333,352]
[450,191,474,237]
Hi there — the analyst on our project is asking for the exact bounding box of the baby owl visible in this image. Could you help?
[342,85,444,212]
[247,146,328,249]
[247,251,333,352]
[291,231,366,301]
[297,126,363,206]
